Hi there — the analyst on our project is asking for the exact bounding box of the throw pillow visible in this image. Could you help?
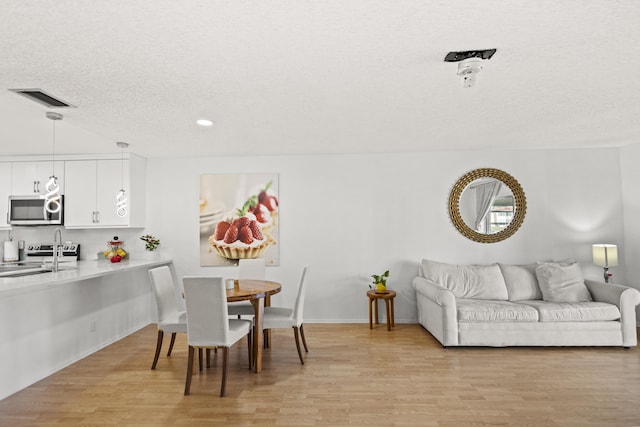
[421,259,509,300]
[534,262,592,303]
[498,263,542,301]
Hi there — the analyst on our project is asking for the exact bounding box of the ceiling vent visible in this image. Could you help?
[9,88,76,108]
[444,49,497,88]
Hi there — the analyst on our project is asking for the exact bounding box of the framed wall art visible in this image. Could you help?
[199,173,279,266]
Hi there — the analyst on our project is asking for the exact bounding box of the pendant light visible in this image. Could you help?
[116,141,129,217]
[44,112,63,214]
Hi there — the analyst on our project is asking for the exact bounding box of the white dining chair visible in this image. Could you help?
[228,258,267,318]
[148,266,187,370]
[262,266,310,364]
[183,276,253,397]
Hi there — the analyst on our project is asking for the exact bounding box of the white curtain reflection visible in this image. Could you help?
[474,181,502,232]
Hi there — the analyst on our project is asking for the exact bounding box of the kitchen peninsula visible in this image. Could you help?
[0,259,173,400]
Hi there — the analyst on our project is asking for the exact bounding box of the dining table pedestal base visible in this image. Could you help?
[227,280,281,373]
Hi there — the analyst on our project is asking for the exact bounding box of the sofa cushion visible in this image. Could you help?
[498,263,542,301]
[535,262,592,302]
[457,299,539,322]
[519,300,620,322]
[421,259,509,300]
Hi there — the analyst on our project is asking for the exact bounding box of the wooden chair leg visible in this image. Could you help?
[220,347,229,397]
[247,330,253,371]
[184,346,195,395]
[299,323,309,352]
[293,326,304,365]
[198,348,203,372]
[167,333,177,356]
[151,330,164,370]
[262,323,271,349]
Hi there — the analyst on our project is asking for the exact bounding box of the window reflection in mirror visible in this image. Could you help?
[489,194,514,233]
[459,178,515,234]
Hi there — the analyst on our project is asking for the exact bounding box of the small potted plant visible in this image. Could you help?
[140,234,160,257]
[370,270,390,293]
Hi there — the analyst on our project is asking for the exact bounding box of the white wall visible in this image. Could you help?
[620,142,640,320]
[3,147,625,325]
[145,147,625,324]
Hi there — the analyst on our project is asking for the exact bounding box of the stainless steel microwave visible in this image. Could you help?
[7,195,64,225]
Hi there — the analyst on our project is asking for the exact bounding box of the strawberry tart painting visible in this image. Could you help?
[199,173,279,266]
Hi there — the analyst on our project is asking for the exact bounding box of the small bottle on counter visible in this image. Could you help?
[18,240,26,261]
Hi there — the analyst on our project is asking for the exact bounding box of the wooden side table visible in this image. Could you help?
[367,290,396,331]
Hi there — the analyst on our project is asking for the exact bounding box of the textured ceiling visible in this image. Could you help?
[0,0,639,159]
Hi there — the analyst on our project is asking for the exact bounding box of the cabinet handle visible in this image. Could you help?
[92,211,96,223]
[33,181,39,193]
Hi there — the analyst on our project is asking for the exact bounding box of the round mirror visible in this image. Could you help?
[449,168,526,243]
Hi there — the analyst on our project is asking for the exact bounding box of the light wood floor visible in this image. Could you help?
[1,323,639,426]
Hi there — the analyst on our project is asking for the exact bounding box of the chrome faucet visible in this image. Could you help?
[52,227,62,273]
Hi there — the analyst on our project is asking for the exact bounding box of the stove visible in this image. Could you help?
[25,242,81,263]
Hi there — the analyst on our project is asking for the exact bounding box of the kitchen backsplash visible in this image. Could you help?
[2,227,157,261]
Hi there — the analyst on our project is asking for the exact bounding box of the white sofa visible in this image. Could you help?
[413,259,640,348]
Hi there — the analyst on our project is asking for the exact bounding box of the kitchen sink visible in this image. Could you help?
[0,262,51,277]
[0,262,79,278]
[0,262,45,270]
[0,269,51,277]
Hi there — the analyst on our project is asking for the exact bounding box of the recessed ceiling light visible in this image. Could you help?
[196,119,213,127]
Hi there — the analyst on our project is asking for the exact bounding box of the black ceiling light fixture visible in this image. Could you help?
[444,49,497,88]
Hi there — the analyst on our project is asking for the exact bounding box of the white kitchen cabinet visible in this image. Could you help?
[0,163,11,229]
[64,155,146,228]
[10,160,65,195]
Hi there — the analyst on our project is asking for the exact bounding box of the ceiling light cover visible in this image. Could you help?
[457,58,483,88]
[196,119,213,127]
[445,49,497,88]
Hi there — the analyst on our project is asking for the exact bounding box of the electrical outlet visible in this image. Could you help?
[90,320,97,332]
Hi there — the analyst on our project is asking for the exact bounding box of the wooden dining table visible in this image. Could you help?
[226,279,281,373]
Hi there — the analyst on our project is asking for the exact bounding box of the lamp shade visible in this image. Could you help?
[592,244,618,267]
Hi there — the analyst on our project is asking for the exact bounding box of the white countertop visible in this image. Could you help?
[0,259,173,297]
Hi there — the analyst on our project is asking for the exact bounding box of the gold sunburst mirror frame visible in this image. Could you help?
[448,168,527,243]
